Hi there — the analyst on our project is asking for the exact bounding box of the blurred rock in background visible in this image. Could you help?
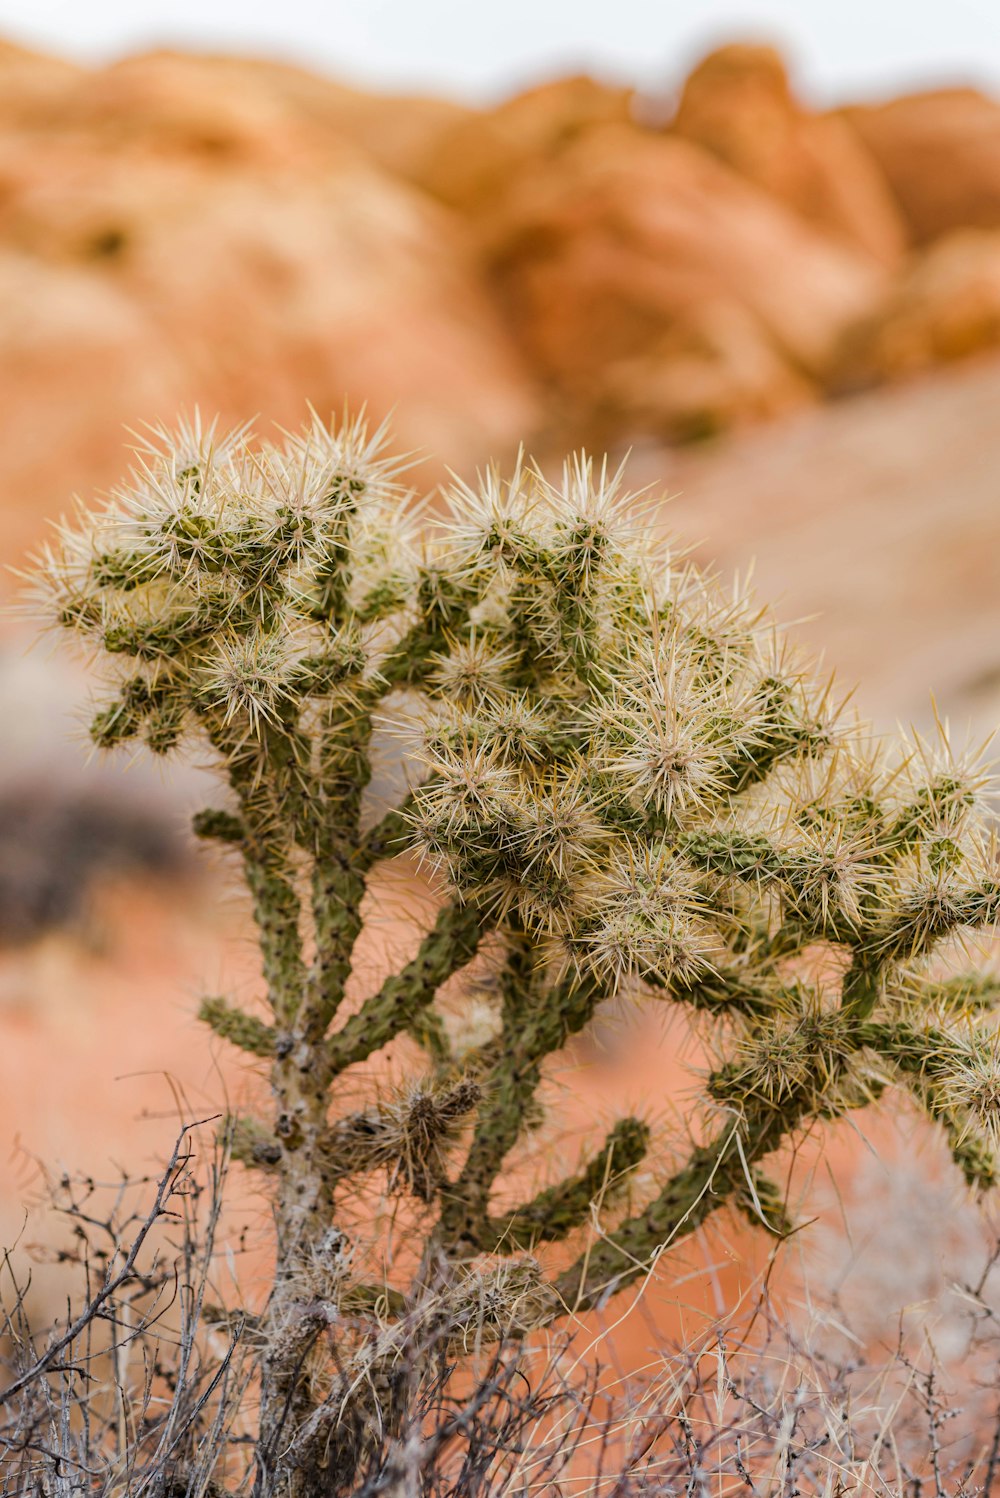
[0,782,184,946]
[4,35,1000,556]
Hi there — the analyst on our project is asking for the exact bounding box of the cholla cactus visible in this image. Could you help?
[31,414,1000,1494]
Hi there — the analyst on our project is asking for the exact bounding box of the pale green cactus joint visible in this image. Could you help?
[32,411,1000,1492]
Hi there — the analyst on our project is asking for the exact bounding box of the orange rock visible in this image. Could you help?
[846,88,1000,244]
[833,229,1000,388]
[586,301,814,445]
[46,48,474,188]
[43,50,316,164]
[199,52,478,188]
[416,73,633,216]
[670,44,907,268]
[485,124,885,444]
[0,37,84,128]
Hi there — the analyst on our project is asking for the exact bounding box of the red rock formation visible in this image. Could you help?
[125,49,477,186]
[833,228,1000,387]
[670,44,907,267]
[0,37,83,127]
[414,72,633,215]
[485,124,885,443]
[846,88,1000,244]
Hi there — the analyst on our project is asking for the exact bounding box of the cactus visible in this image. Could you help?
[31,413,1000,1493]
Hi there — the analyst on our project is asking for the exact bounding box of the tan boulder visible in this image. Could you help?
[584,302,813,444]
[33,48,357,173]
[845,88,1000,244]
[832,229,1000,388]
[51,48,475,186]
[486,124,885,444]
[0,38,84,128]
[414,73,633,215]
[670,44,906,267]
[191,52,478,187]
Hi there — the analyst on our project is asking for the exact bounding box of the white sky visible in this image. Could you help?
[2,0,999,104]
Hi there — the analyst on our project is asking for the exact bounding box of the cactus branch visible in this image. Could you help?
[199,996,276,1057]
[326,901,488,1074]
[360,793,419,870]
[555,1102,800,1314]
[487,1117,650,1253]
[439,958,603,1250]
